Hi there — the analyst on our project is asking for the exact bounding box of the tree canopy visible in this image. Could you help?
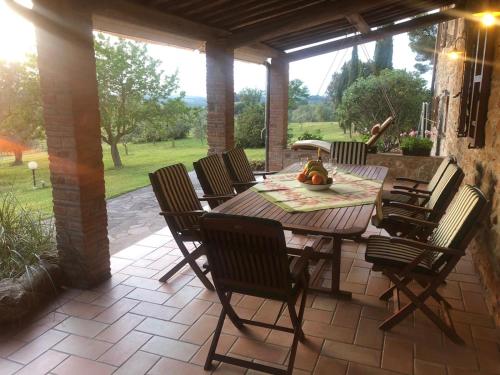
[408,25,437,74]
[336,69,430,151]
[94,33,181,168]
[288,79,310,110]
[0,57,43,165]
[374,37,393,74]
[235,88,265,148]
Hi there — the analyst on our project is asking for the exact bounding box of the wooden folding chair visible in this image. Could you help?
[330,141,368,165]
[200,213,317,375]
[222,147,277,193]
[149,163,233,289]
[373,163,464,237]
[365,185,489,344]
[383,156,457,204]
[193,154,237,209]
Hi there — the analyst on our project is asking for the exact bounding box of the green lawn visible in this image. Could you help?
[1,122,352,215]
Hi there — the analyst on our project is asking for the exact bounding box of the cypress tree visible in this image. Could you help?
[374,37,393,74]
[348,45,360,85]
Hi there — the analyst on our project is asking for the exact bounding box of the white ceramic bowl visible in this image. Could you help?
[299,181,332,191]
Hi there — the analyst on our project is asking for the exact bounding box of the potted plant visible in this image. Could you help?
[400,130,434,156]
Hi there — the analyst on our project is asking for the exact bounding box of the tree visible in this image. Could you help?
[235,88,263,115]
[190,107,207,144]
[408,25,437,74]
[348,45,361,85]
[235,88,265,148]
[94,33,179,168]
[374,37,393,74]
[0,58,43,165]
[336,69,430,151]
[288,79,309,110]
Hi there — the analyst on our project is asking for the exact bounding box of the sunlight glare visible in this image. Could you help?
[0,0,36,62]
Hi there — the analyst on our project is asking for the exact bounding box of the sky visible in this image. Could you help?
[0,0,430,97]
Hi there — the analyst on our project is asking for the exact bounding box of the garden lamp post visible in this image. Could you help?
[28,161,38,188]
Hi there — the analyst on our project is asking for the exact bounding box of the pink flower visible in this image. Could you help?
[400,132,407,137]
[409,130,417,137]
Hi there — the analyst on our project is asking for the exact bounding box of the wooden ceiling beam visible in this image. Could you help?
[346,13,370,33]
[287,10,456,61]
[225,0,395,48]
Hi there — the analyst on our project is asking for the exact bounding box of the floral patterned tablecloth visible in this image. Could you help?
[252,169,383,213]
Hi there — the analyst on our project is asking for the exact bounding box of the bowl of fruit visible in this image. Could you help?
[297,160,333,191]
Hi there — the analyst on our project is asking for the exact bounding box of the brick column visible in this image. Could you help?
[267,57,289,171]
[206,40,234,154]
[34,0,110,288]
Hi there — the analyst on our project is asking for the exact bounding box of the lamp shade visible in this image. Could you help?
[28,161,38,170]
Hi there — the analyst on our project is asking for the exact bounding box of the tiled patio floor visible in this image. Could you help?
[1,224,498,375]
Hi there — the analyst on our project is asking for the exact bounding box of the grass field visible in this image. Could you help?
[1,122,352,215]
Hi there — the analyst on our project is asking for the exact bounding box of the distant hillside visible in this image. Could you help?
[184,96,207,107]
[308,95,329,104]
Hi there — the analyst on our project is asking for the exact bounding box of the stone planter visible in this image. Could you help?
[401,147,432,156]
[0,251,62,325]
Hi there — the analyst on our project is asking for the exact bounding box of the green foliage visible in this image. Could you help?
[336,69,430,151]
[408,25,437,74]
[374,37,394,74]
[235,104,265,148]
[0,192,55,279]
[297,130,323,141]
[400,136,433,151]
[235,88,264,115]
[288,79,310,110]
[190,107,207,144]
[94,33,180,168]
[291,103,334,123]
[0,57,44,165]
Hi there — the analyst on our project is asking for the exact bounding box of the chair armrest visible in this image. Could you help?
[160,210,205,218]
[393,185,432,195]
[395,177,430,184]
[385,201,433,213]
[290,237,323,280]
[390,237,463,256]
[232,181,258,186]
[253,171,278,176]
[389,190,429,200]
[387,214,438,228]
[199,195,234,202]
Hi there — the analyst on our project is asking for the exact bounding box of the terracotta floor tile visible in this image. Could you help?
[252,300,284,324]
[120,265,158,278]
[56,300,106,319]
[110,258,134,274]
[136,317,189,339]
[52,355,116,375]
[172,299,212,325]
[366,277,390,297]
[322,340,381,367]
[355,317,384,350]
[313,355,348,375]
[100,284,135,300]
[347,362,399,375]
[347,266,370,284]
[136,234,170,248]
[130,301,180,320]
[470,325,499,342]
[0,339,26,357]
[156,274,194,294]
[132,259,154,268]
[9,329,68,364]
[414,359,447,375]
[95,313,145,343]
[12,312,68,342]
[93,297,139,324]
[381,336,413,374]
[0,358,23,375]
[311,295,337,311]
[190,333,237,366]
[148,357,206,375]
[15,350,68,375]
[293,336,323,371]
[459,282,483,293]
[126,287,171,304]
[450,310,495,328]
[231,337,289,364]
[300,307,333,323]
[302,320,355,343]
[73,290,101,303]
[147,254,179,271]
[142,335,199,361]
[113,244,157,260]
[55,316,108,337]
[113,350,160,375]
[332,302,361,329]
[461,291,490,315]
[237,295,265,310]
[181,314,219,345]
[122,275,163,290]
[53,334,112,360]
[165,285,202,308]
[98,330,151,366]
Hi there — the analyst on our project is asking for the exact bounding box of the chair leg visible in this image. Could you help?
[159,258,188,282]
[218,291,244,330]
[379,275,412,301]
[204,305,226,371]
[286,285,308,374]
[176,243,215,291]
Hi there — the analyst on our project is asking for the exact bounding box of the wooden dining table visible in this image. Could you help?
[213,162,388,299]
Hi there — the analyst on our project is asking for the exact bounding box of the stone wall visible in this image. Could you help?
[434,19,499,324]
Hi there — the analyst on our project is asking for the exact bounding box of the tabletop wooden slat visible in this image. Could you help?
[213,163,388,237]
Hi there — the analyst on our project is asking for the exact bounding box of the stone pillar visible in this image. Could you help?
[34,0,110,288]
[267,57,289,171]
[206,40,234,154]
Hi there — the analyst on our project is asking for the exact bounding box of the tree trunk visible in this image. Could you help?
[110,142,123,169]
[171,138,175,148]
[123,143,129,156]
[12,149,23,166]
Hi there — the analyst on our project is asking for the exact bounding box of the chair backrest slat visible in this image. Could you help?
[427,156,457,191]
[149,163,202,233]
[430,185,488,269]
[424,164,464,219]
[222,147,256,183]
[201,213,292,297]
[194,154,235,209]
[331,142,367,165]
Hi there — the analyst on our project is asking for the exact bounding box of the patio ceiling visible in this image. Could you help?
[111,0,461,61]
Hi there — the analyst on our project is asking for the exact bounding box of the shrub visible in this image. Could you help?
[248,160,265,171]
[400,136,433,156]
[235,104,265,148]
[0,193,55,279]
[297,130,323,141]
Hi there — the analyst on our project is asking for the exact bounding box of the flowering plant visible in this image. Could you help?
[399,129,433,156]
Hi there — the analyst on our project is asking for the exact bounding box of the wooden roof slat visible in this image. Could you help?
[206,0,301,24]
[346,13,371,33]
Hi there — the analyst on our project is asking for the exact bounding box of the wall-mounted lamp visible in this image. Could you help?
[473,2,500,27]
[447,36,466,61]
[28,161,38,188]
